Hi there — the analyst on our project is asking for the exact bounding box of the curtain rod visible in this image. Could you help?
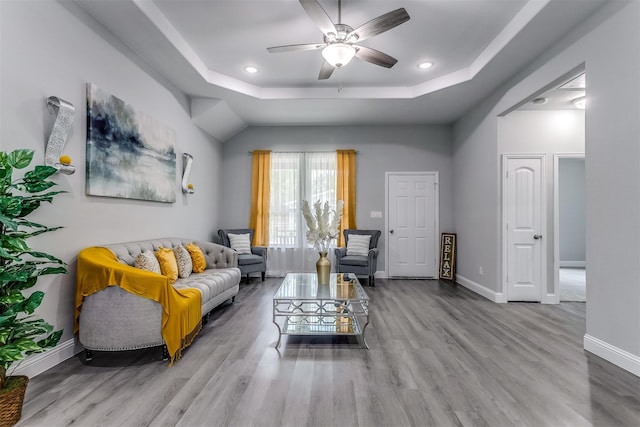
[248,150,358,155]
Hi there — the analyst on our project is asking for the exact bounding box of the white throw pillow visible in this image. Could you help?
[134,250,161,274]
[346,234,371,257]
[173,245,193,278]
[228,233,252,254]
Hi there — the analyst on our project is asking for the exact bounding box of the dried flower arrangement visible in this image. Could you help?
[301,199,344,253]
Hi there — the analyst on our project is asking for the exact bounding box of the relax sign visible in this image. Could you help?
[439,233,457,281]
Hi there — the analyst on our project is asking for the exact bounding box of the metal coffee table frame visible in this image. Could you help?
[273,273,370,349]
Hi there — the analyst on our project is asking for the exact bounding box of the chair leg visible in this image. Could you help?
[161,345,169,361]
[369,275,375,287]
[261,271,265,281]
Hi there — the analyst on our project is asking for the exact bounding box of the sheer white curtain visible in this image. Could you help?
[267,152,337,276]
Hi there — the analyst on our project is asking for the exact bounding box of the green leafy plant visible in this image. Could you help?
[0,149,66,391]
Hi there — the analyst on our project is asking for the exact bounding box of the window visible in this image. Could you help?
[269,152,336,248]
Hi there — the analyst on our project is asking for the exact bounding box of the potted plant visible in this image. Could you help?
[0,149,66,426]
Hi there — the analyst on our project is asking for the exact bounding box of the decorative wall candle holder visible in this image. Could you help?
[45,96,75,175]
[181,153,195,194]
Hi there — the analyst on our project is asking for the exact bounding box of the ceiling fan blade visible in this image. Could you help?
[355,46,398,68]
[267,43,325,53]
[318,60,335,80]
[347,8,410,42]
[299,0,336,36]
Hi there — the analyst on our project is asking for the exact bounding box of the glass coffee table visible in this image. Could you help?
[272,273,370,349]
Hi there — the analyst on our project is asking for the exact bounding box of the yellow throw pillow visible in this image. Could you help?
[185,243,206,273]
[155,247,179,283]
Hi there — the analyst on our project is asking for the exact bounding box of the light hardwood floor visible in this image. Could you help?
[560,267,586,302]
[17,278,640,426]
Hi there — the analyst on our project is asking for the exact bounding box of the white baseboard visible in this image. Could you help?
[584,334,640,377]
[375,270,387,279]
[542,293,558,304]
[11,338,81,378]
[456,274,507,303]
[559,261,586,268]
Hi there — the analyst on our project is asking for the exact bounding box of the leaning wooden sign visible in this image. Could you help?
[439,233,456,281]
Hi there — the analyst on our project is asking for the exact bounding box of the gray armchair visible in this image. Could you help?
[334,229,381,286]
[217,229,267,281]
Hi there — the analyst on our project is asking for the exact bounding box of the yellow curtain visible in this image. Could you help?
[336,149,357,247]
[249,150,271,246]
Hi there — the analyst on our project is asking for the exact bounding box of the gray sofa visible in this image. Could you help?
[77,238,241,360]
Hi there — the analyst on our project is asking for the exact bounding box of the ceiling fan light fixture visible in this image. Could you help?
[266,0,410,79]
[322,43,356,68]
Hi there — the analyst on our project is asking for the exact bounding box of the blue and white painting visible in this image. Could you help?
[86,83,176,203]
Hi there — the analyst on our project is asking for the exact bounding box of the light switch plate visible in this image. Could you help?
[370,211,382,219]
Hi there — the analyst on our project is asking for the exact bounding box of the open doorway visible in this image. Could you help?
[499,69,586,303]
[555,155,586,302]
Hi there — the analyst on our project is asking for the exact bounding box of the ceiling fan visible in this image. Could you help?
[267,0,410,80]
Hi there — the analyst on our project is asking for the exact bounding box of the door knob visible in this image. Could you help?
[533,234,542,240]
[390,229,394,234]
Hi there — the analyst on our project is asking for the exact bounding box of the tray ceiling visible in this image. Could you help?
[74,0,605,139]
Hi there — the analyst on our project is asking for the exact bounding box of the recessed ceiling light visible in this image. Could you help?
[573,96,586,109]
[417,61,433,70]
[244,66,259,74]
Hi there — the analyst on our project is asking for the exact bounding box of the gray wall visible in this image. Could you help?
[220,125,453,274]
[452,97,502,294]
[1,1,223,346]
[453,1,639,360]
[559,158,586,263]
[498,110,585,293]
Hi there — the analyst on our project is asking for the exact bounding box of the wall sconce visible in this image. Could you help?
[45,96,75,175]
[181,153,195,194]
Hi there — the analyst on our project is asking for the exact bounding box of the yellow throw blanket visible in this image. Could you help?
[75,247,202,365]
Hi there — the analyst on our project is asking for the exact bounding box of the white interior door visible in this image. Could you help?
[504,155,546,301]
[387,173,438,278]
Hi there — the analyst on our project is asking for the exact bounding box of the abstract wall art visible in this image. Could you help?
[86,83,176,203]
